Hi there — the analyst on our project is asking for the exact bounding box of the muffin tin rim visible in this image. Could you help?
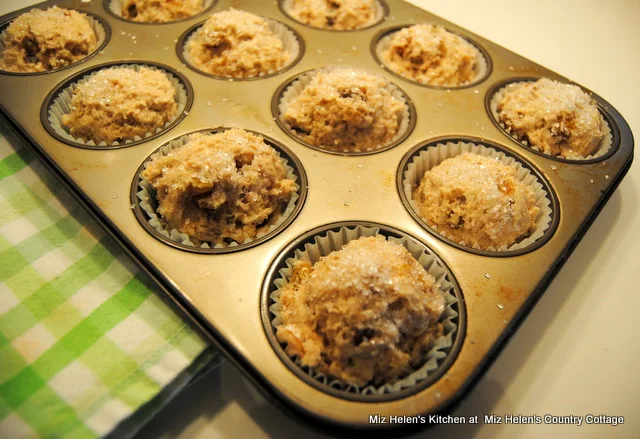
[277,0,389,33]
[129,127,309,254]
[370,24,494,90]
[0,10,112,77]
[485,76,621,164]
[396,135,561,258]
[101,0,219,25]
[175,16,306,81]
[271,67,418,156]
[39,60,194,150]
[260,220,467,403]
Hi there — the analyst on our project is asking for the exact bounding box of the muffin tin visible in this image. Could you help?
[0,0,633,431]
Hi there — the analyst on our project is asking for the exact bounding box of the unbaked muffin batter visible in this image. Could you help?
[288,0,377,30]
[382,24,478,87]
[283,68,404,151]
[496,78,605,158]
[1,6,97,73]
[415,153,539,250]
[276,235,445,387]
[121,0,204,23]
[61,66,178,144]
[186,9,289,78]
[142,129,295,245]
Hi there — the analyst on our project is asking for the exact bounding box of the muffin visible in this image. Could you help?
[121,0,204,23]
[185,9,290,78]
[495,78,605,158]
[414,152,539,250]
[275,235,446,387]
[141,129,296,246]
[381,24,479,87]
[287,0,377,30]
[282,68,405,151]
[61,67,178,144]
[1,6,97,73]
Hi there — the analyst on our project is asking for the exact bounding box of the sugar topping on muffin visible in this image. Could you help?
[141,129,296,245]
[185,9,289,78]
[414,152,539,250]
[381,24,479,87]
[1,6,97,73]
[276,235,445,387]
[121,0,204,23]
[496,78,605,158]
[61,66,178,144]
[283,68,404,151]
[288,0,377,30]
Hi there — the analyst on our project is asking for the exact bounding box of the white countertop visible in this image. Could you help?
[2,1,638,438]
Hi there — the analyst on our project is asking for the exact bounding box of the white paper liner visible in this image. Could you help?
[109,0,215,22]
[136,131,301,249]
[281,0,385,30]
[268,225,459,395]
[46,64,188,147]
[403,141,554,252]
[0,12,107,73]
[182,16,301,78]
[374,26,488,88]
[489,80,613,161]
[277,66,412,153]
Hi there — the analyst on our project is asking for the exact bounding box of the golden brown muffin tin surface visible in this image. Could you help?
[0,0,633,431]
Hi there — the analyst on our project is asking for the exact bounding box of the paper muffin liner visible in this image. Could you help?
[108,0,216,22]
[374,26,488,88]
[46,64,188,147]
[403,141,553,252]
[280,0,385,30]
[268,224,459,395]
[182,16,301,78]
[489,80,613,161]
[136,131,301,249]
[277,67,412,153]
[0,12,107,73]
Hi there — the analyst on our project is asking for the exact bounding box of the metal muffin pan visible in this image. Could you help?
[0,0,633,432]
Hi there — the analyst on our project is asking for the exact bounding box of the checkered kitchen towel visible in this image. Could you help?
[0,122,217,438]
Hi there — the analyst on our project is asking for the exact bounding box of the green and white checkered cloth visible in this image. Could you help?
[0,121,217,438]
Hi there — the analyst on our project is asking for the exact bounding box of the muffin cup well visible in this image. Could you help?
[488,79,614,162]
[179,16,303,80]
[263,222,463,400]
[279,0,387,32]
[0,11,110,75]
[106,0,217,24]
[372,25,490,89]
[43,62,191,149]
[400,140,557,255]
[132,128,306,254]
[274,67,415,155]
